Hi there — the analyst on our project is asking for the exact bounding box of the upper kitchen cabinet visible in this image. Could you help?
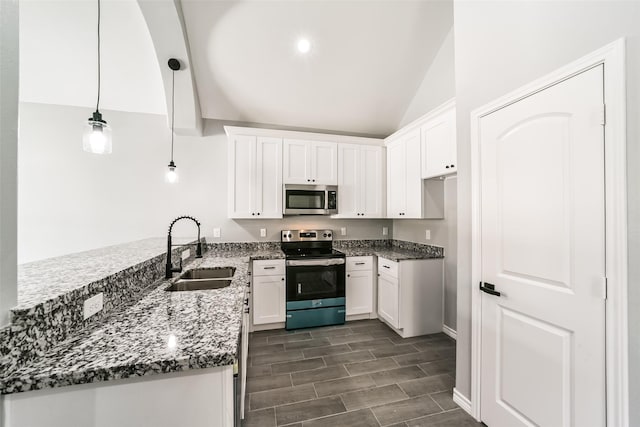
[283,139,338,185]
[228,135,283,219]
[386,129,425,218]
[421,100,457,179]
[336,144,385,218]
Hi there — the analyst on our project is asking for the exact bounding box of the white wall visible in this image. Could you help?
[17,102,392,264]
[452,3,640,424]
[0,0,19,327]
[398,27,455,128]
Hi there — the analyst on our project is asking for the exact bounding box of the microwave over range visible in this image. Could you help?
[283,184,338,215]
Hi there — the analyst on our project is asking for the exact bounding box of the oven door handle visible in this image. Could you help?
[286,258,346,267]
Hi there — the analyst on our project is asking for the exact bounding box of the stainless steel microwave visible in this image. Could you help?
[283,184,338,215]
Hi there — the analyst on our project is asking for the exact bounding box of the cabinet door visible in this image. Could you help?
[404,129,423,218]
[253,275,286,325]
[386,139,406,218]
[377,273,399,328]
[283,139,311,184]
[311,141,338,185]
[360,145,384,218]
[346,270,373,315]
[256,137,283,218]
[421,108,456,179]
[228,135,256,218]
[337,144,360,217]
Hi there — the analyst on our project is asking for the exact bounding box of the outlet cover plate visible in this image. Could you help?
[213,228,221,238]
[181,249,191,260]
[340,227,347,236]
[382,227,388,236]
[83,293,104,320]
[260,228,267,237]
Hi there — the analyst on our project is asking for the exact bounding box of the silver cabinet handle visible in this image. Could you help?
[383,265,391,269]
[297,283,302,294]
[355,262,365,265]
[287,258,346,267]
[263,266,276,269]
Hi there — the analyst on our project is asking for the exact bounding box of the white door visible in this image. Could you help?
[346,270,373,315]
[403,129,423,218]
[377,273,399,328]
[386,140,406,218]
[360,145,384,218]
[227,135,255,218]
[479,65,605,427]
[283,139,311,184]
[421,107,456,178]
[252,275,286,325]
[311,141,338,185]
[338,143,360,217]
[255,137,282,218]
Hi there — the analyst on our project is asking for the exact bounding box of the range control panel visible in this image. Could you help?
[281,229,333,242]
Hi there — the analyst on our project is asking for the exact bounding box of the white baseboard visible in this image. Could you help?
[453,388,473,416]
[442,324,457,340]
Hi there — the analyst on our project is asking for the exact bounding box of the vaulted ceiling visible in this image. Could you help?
[19,0,453,137]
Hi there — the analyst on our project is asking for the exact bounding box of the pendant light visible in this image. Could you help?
[82,0,112,154]
[165,58,181,184]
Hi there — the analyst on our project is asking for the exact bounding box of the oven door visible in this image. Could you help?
[286,258,345,304]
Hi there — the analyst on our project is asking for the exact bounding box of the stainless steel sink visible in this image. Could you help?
[166,279,232,292]
[179,267,236,280]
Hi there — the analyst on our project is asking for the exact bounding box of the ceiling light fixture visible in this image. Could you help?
[82,0,112,154]
[165,58,181,184]
[297,38,311,54]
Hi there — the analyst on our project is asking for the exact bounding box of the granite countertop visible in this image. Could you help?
[338,246,444,261]
[0,249,283,395]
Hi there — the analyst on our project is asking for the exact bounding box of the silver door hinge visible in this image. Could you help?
[600,104,607,126]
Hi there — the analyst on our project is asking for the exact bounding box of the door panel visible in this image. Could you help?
[361,145,384,217]
[387,140,405,218]
[377,273,398,328]
[346,270,373,315]
[338,144,359,217]
[228,135,255,218]
[312,142,338,185]
[256,137,282,218]
[480,65,605,427]
[283,139,310,184]
[404,129,423,218]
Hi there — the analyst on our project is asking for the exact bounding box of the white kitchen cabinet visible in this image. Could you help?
[228,135,282,219]
[337,144,385,218]
[377,257,444,338]
[345,256,374,315]
[283,139,337,185]
[252,260,286,326]
[421,104,456,179]
[386,129,424,218]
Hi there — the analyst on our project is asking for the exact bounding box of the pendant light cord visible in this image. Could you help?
[95,0,101,113]
[170,70,175,161]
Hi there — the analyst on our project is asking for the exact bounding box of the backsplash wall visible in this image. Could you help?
[18,102,392,264]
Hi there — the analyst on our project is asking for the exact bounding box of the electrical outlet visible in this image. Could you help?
[181,249,190,260]
[340,227,347,236]
[260,228,267,237]
[213,228,221,238]
[425,229,431,240]
[382,227,388,236]
[83,293,104,320]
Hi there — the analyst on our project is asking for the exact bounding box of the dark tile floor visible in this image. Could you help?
[242,319,482,427]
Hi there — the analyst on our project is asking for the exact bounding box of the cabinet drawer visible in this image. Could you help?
[377,257,398,278]
[253,259,285,276]
[347,256,373,272]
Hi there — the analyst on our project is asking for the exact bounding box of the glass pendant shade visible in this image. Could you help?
[165,161,179,183]
[82,116,112,154]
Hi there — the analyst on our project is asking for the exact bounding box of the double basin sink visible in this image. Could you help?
[165,267,236,292]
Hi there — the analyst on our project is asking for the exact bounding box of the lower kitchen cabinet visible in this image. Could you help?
[252,260,286,326]
[345,256,374,316]
[377,257,443,338]
[2,366,236,427]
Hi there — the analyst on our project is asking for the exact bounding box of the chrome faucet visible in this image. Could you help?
[166,215,203,279]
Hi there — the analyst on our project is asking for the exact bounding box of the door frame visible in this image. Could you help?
[467,39,628,426]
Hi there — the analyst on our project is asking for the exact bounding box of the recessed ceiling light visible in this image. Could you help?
[297,38,311,54]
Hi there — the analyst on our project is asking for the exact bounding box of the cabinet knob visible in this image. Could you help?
[307,179,311,182]
[244,307,250,314]
[257,212,260,216]
[347,274,350,277]
[281,277,285,281]
[451,164,455,168]
[252,213,255,216]
[312,179,316,182]
[445,165,450,169]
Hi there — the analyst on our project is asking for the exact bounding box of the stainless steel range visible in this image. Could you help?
[281,230,346,330]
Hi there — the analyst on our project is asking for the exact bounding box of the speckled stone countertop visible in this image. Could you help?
[17,238,186,310]
[338,247,441,261]
[0,249,283,395]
